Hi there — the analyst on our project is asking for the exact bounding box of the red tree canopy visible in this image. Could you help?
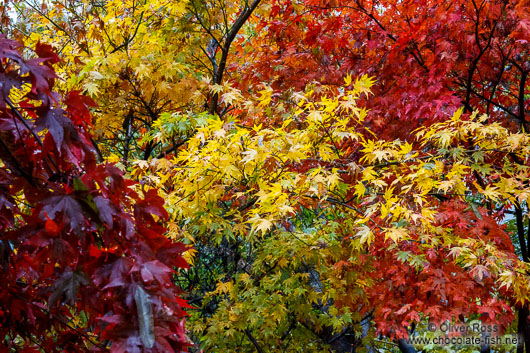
[243,0,530,138]
[0,36,189,352]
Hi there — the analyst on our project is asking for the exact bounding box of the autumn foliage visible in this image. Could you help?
[246,0,530,137]
[2,0,530,352]
[0,36,188,352]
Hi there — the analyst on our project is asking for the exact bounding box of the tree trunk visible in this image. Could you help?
[518,306,530,353]
[397,338,416,353]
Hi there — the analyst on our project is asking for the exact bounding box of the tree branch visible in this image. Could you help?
[209,0,262,115]
[244,329,264,353]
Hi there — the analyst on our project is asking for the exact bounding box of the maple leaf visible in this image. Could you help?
[64,90,97,127]
[42,195,85,231]
[94,196,115,227]
[83,81,100,96]
[34,42,60,65]
[48,268,89,308]
[140,260,173,284]
[255,218,273,234]
[35,108,76,151]
[385,227,408,243]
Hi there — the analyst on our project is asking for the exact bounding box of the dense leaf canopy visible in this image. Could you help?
[1,0,530,352]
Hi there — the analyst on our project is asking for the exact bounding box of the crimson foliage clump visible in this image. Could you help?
[0,36,189,352]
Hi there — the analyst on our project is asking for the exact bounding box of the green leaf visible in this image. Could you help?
[397,251,410,263]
